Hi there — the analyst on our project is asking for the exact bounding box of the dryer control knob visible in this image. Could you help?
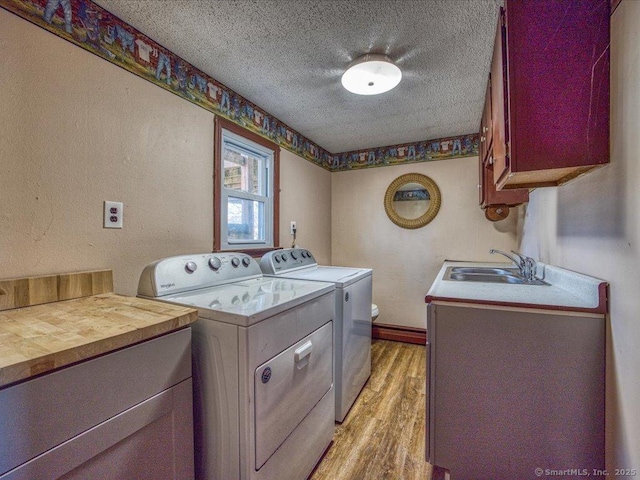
[291,251,298,260]
[208,257,222,271]
[281,253,288,261]
[242,257,251,267]
[231,257,240,268]
[185,261,197,273]
[274,254,281,263]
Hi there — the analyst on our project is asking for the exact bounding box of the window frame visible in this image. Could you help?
[214,116,280,254]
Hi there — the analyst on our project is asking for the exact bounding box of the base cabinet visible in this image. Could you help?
[0,328,194,480]
[427,303,604,479]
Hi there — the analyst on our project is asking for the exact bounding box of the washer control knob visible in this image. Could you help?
[208,257,222,271]
[281,253,288,261]
[274,254,281,263]
[242,257,251,267]
[185,261,198,274]
[231,257,240,268]
[290,251,298,260]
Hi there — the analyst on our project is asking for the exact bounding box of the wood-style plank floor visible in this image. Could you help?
[310,339,434,480]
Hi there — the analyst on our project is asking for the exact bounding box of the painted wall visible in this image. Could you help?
[279,148,332,265]
[0,9,332,294]
[519,0,639,470]
[331,157,518,329]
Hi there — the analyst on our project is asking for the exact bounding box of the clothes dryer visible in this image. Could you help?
[138,252,335,480]
[260,248,372,422]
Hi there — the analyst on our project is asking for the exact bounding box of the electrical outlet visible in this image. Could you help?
[104,201,123,229]
[290,221,297,235]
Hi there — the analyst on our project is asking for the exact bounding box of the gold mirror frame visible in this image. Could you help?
[384,173,441,229]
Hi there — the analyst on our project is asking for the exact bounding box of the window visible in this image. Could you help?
[214,117,279,252]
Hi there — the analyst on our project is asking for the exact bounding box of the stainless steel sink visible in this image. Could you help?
[444,267,548,286]
[450,267,519,276]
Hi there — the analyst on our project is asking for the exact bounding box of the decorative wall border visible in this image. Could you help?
[331,133,479,171]
[0,0,479,172]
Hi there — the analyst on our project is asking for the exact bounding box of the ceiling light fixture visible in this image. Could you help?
[341,53,402,96]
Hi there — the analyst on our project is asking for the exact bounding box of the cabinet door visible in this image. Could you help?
[430,303,605,478]
[478,155,485,206]
[479,79,492,165]
[497,0,610,188]
[478,81,492,206]
[1,379,194,480]
[481,160,528,209]
[490,8,509,186]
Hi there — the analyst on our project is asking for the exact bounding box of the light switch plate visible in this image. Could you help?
[104,201,123,229]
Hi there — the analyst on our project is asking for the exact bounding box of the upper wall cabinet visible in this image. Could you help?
[479,77,529,218]
[487,0,610,190]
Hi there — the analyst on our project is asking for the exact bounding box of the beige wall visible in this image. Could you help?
[331,157,518,329]
[0,9,331,295]
[519,0,639,470]
[279,149,332,265]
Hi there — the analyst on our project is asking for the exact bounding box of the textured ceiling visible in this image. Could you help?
[94,0,501,153]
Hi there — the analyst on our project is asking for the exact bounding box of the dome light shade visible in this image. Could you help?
[341,54,402,95]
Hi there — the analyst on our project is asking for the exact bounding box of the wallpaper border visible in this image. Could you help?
[0,0,479,171]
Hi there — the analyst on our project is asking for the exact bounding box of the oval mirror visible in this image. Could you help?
[384,173,441,229]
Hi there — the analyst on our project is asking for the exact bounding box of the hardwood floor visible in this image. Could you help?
[310,339,434,480]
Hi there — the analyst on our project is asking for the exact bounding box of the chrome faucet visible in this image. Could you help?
[489,249,537,280]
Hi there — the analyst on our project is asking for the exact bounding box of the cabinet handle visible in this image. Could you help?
[480,136,486,143]
[489,157,494,165]
[483,126,489,133]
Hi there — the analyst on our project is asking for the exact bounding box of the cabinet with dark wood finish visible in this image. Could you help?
[488,0,610,190]
[478,77,528,217]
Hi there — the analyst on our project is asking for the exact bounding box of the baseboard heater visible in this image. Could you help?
[371,323,426,345]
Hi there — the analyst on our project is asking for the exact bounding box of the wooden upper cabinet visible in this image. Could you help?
[490,12,508,187]
[479,80,493,165]
[490,0,610,190]
[479,76,528,212]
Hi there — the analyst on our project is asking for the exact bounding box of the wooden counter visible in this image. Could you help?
[0,270,197,389]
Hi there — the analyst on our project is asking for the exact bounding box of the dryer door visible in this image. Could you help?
[253,321,333,470]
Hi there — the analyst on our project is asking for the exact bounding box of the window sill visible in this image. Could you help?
[215,247,282,259]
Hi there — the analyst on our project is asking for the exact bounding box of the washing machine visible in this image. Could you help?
[138,252,335,480]
[260,248,372,422]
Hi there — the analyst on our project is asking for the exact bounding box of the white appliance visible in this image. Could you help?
[138,252,335,480]
[260,248,372,422]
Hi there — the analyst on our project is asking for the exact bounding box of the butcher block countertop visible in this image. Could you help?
[0,270,197,389]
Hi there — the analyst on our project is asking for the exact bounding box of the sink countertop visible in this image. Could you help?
[425,261,608,314]
[0,270,198,389]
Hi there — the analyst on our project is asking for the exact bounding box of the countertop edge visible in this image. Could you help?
[424,294,607,315]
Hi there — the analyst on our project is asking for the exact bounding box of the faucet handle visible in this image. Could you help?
[509,250,524,262]
[512,252,537,280]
